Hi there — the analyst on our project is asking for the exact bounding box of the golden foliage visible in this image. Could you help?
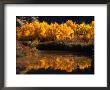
[16,20,94,41]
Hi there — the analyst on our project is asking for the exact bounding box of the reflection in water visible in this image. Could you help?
[16,51,93,74]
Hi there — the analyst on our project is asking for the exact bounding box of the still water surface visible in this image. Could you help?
[16,50,94,74]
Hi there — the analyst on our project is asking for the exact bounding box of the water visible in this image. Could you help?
[16,50,94,74]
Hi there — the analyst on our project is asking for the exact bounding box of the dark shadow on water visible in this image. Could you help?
[17,68,94,74]
[38,50,94,58]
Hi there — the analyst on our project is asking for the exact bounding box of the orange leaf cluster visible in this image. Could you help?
[16,20,94,41]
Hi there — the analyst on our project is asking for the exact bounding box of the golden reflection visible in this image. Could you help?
[17,53,92,74]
